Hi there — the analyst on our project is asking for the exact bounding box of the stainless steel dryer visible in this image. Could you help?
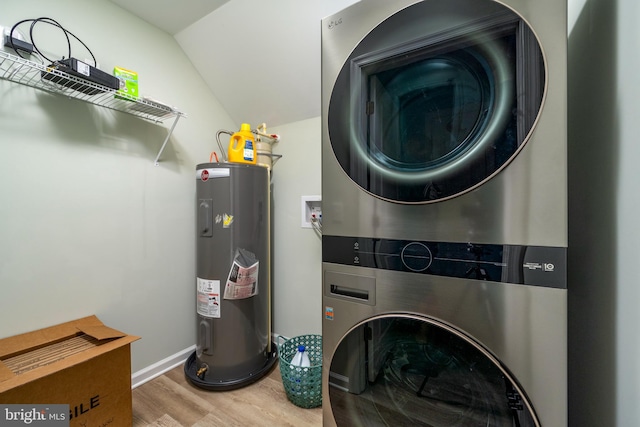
[321,0,567,426]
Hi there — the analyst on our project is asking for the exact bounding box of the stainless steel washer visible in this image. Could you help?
[321,0,567,425]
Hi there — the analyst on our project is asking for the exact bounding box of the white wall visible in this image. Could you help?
[0,0,236,372]
[173,0,359,128]
[614,0,640,421]
[568,0,640,425]
[270,118,322,339]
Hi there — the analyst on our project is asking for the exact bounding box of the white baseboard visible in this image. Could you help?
[131,345,195,389]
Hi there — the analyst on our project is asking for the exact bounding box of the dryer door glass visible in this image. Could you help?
[327,0,545,203]
[328,315,540,426]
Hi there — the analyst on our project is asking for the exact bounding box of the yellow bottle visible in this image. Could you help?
[228,123,257,164]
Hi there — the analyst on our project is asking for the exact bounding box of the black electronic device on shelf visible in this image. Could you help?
[42,58,120,95]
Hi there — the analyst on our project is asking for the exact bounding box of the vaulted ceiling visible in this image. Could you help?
[109,0,359,127]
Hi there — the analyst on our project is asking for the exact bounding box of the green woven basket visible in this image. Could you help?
[278,334,322,409]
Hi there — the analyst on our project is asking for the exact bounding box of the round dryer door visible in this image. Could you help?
[327,0,546,203]
[328,315,540,426]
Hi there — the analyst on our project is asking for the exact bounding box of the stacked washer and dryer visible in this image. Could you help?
[321,0,567,426]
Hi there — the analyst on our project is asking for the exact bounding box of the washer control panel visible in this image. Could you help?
[323,235,566,289]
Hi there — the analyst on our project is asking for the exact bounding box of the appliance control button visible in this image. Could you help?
[401,242,433,272]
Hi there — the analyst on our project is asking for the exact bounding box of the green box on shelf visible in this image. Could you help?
[114,66,138,101]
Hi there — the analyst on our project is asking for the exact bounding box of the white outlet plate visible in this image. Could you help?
[1,25,21,41]
[1,25,29,56]
[301,195,321,228]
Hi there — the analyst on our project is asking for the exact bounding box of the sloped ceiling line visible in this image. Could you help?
[109,0,359,127]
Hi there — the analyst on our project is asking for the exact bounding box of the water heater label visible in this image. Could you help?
[197,278,220,318]
[224,248,259,300]
[196,168,230,180]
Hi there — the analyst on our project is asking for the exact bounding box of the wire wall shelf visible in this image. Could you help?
[0,50,185,164]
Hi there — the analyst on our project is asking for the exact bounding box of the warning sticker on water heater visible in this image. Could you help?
[197,278,221,318]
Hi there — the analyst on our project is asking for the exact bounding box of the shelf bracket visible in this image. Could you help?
[154,114,182,166]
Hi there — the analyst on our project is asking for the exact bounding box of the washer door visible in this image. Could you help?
[328,315,540,426]
[327,0,545,203]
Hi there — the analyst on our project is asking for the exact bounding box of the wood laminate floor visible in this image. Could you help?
[132,362,322,427]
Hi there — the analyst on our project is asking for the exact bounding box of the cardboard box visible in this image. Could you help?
[0,316,140,426]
